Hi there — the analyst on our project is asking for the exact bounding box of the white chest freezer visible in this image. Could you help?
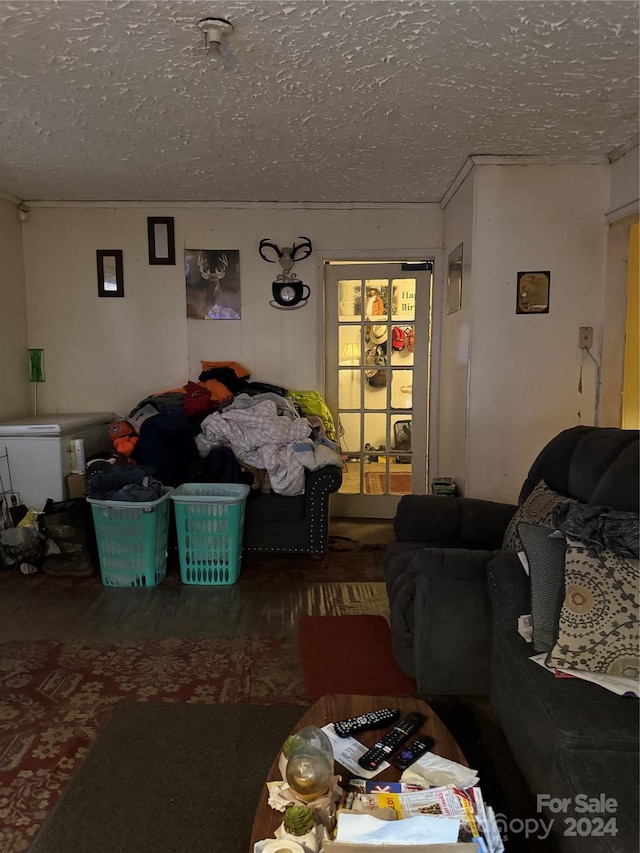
[0,412,115,511]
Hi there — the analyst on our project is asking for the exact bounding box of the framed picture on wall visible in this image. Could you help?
[184,249,241,319]
[96,250,124,297]
[516,270,550,314]
[446,243,463,314]
[147,217,175,265]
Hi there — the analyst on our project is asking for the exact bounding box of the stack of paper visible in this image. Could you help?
[341,784,503,851]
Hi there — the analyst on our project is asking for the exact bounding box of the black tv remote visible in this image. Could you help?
[357,711,426,771]
[392,735,435,770]
[333,708,400,738]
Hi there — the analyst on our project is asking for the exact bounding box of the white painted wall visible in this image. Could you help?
[609,143,639,215]
[10,167,624,509]
[466,164,611,503]
[439,171,475,492]
[22,205,440,416]
[0,197,30,420]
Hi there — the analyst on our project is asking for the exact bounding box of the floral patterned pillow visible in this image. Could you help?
[502,480,574,552]
[546,537,640,679]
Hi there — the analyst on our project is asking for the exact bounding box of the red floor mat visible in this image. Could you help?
[298,614,417,699]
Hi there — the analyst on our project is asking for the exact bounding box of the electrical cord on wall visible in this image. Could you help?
[585,347,602,426]
[579,347,602,426]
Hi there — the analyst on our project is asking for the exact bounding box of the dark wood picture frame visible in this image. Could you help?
[147,216,176,265]
[96,249,124,298]
[516,270,550,314]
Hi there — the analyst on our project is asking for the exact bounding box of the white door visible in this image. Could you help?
[324,262,432,518]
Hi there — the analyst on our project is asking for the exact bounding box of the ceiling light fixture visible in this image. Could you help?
[198,17,234,56]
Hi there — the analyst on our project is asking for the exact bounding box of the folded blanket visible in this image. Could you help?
[552,503,639,558]
[196,400,311,495]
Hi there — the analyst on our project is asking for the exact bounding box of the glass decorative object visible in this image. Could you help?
[285,726,334,802]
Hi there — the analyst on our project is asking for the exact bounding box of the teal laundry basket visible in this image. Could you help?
[87,488,172,587]
[170,483,250,585]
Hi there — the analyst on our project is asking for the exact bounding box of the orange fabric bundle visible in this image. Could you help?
[107,420,139,458]
[198,361,250,403]
[199,360,250,378]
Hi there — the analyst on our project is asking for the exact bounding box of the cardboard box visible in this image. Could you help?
[65,473,86,499]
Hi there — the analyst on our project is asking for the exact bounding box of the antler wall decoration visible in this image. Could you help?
[258,236,313,309]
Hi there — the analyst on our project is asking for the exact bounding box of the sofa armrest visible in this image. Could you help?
[382,541,429,597]
[303,464,342,554]
[393,495,517,550]
[388,547,498,694]
[304,465,342,505]
[486,553,531,632]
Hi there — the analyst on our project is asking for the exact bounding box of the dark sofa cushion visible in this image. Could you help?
[386,569,418,679]
[393,495,516,549]
[589,441,640,513]
[548,747,639,853]
[490,618,639,791]
[408,548,497,694]
[386,547,498,690]
[382,541,431,596]
[244,491,305,522]
[489,555,639,801]
[519,425,639,512]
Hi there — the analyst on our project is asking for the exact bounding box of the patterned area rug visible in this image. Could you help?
[0,636,307,851]
[363,471,412,495]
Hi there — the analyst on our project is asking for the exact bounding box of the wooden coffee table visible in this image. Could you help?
[249,693,468,849]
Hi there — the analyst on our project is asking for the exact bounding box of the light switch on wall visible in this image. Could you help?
[579,327,593,349]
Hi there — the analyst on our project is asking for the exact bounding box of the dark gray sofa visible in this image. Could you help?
[383,425,639,853]
[243,465,342,554]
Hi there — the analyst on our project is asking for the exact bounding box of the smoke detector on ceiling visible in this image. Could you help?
[198,17,234,55]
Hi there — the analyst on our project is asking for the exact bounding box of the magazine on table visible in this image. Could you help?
[343,784,504,851]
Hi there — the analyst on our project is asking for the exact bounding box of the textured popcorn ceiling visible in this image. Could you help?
[0,0,637,203]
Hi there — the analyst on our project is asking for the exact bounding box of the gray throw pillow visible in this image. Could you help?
[517,523,567,653]
[502,480,573,552]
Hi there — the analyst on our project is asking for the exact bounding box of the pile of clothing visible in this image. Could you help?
[109,362,342,497]
[196,392,342,496]
[85,461,163,503]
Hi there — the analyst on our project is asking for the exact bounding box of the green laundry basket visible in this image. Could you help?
[87,488,172,587]
[170,483,250,585]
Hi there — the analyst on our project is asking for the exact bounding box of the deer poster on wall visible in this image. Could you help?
[184,249,241,319]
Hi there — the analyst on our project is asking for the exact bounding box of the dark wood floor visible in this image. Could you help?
[0,518,392,643]
[0,517,552,852]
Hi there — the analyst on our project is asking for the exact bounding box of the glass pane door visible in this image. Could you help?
[325,262,432,518]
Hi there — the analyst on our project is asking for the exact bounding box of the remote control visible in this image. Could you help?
[333,708,400,738]
[357,711,426,771]
[392,735,435,770]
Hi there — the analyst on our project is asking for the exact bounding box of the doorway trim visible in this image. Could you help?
[314,246,445,503]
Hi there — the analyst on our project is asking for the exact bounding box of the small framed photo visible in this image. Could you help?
[517,271,550,314]
[147,216,176,265]
[96,250,124,298]
[446,243,463,314]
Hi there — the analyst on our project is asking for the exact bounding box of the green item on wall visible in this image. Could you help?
[28,349,45,383]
